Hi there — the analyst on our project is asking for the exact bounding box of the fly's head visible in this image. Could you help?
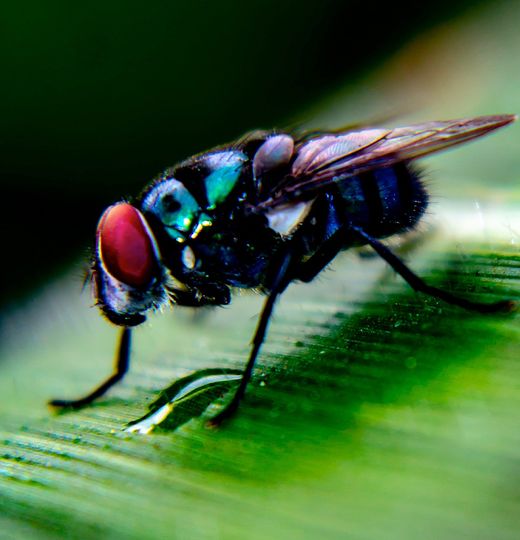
[93,202,168,327]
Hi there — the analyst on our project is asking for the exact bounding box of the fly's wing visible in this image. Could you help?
[253,115,516,211]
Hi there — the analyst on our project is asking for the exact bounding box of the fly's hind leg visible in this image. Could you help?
[351,225,515,313]
[49,327,132,409]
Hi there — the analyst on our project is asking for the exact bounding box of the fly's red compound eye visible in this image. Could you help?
[97,203,157,288]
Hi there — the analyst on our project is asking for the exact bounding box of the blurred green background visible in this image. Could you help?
[0,0,489,305]
[1,1,520,539]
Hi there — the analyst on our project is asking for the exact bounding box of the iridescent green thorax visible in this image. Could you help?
[204,151,246,209]
[141,150,247,243]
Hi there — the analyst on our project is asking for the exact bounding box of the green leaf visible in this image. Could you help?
[1,230,518,539]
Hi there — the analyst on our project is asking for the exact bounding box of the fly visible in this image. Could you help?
[50,115,517,425]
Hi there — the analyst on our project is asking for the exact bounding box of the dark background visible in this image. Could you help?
[0,0,486,305]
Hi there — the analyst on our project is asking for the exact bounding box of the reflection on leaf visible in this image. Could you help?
[126,369,242,433]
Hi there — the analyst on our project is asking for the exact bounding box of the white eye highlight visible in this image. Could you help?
[182,246,196,270]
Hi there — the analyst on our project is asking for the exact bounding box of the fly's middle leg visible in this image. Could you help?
[208,249,296,426]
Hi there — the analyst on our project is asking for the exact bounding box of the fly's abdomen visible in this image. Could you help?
[337,162,428,238]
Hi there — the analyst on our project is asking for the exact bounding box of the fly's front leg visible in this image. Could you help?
[351,225,515,313]
[209,251,295,426]
[49,327,132,409]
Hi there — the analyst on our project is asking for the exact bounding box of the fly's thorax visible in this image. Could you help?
[94,203,168,326]
[138,149,263,287]
[140,149,248,242]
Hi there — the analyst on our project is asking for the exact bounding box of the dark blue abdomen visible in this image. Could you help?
[336,162,428,239]
[296,162,428,261]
